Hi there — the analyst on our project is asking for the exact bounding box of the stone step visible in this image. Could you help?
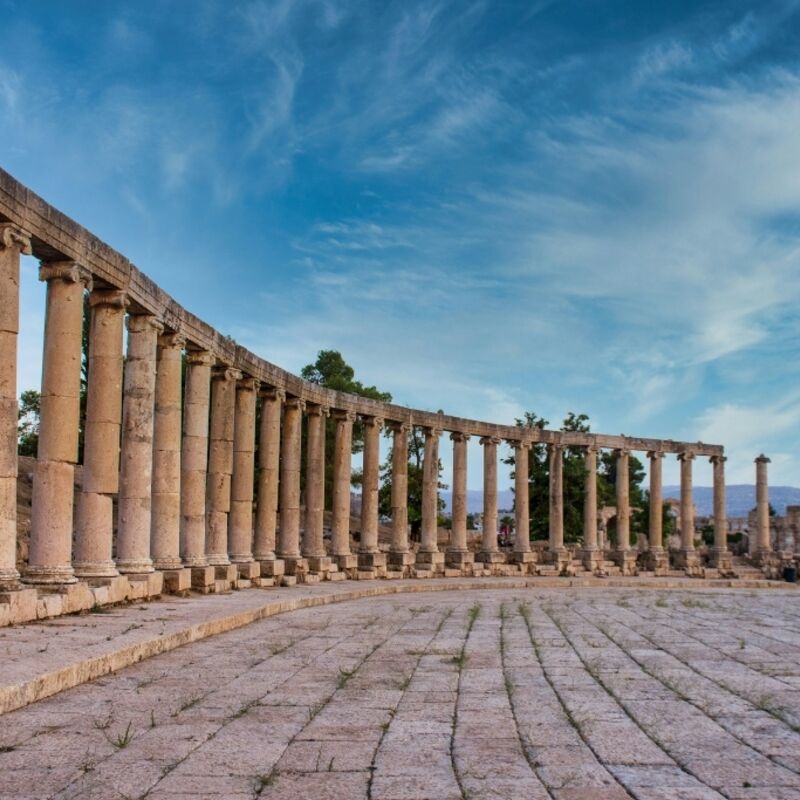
[280,575,297,587]
[326,571,346,581]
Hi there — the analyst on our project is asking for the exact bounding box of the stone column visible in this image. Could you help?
[477,436,504,568]
[755,454,772,562]
[675,451,699,573]
[150,332,186,589]
[582,446,601,571]
[304,404,331,574]
[205,366,240,576]
[26,261,91,585]
[446,432,473,571]
[229,376,259,579]
[548,443,569,569]
[330,409,356,571]
[612,448,637,575]
[709,455,732,571]
[116,314,162,578]
[510,441,534,566]
[417,427,444,571]
[644,450,668,573]
[388,421,413,572]
[180,350,213,582]
[0,225,31,590]
[73,288,127,579]
[278,397,305,576]
[254,387,284,578]
[359,415,386,574]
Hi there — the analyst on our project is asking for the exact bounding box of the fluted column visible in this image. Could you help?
[205,366,240,567]
[116,314,162,575]
[388,422,412,570]
[417,427,444,570]
[330,410,355,565]
[477,436,503,565]
[74,288,127,578]
[254,387,284,573]
[755,454,771,557]
[446,432,472,570]
[229,377,259,568]
[0,225,31,589]
[511,440,533,563]
[549,444,566,562]
[303,404,329,570]
[278,397,305,572]
[150,332,185,572]
[26,261,91,585]
[582,446,600,570]
[180,350,213,569]
[710,454,732,570]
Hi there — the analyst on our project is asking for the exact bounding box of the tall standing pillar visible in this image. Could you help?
[229,377,259,579]
[709,454,732,571]
[180,351,213,583]
[477,436,505,568]
[755,454,772,564]
[116,314,162,578]
[205,366,240,576]
[675,451,700,573]
[644,450,668,574]
[0,225,31,590]
[416,427,444,572]
[446,432,473,571]
[253,387,284,579]
[304,404,332,574]
[26,261,91,586]
[73,289,127,579]
[359,415,386,574]
[388,422,413,572]
[330,409,355,572]
[510,440,534,568]
[582,446,601,571]
[548,443,569,570]
[612,448,637,575]
[278,397,306,576]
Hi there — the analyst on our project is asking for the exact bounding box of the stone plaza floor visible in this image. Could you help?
[2,587,800,799]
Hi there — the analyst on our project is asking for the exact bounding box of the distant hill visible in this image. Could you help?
[441,486,800,517]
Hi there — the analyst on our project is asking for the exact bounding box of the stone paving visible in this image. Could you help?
[2,588,800,799]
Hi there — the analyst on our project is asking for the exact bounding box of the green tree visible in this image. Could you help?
[597,449,646,546]
[17,389,41,457]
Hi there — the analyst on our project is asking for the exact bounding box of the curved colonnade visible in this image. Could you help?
[0,167,781,626]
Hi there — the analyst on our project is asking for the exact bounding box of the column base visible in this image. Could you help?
[23,564,78,586]
[358,551,387,570]
[445,550,474,569]
[191,566,216,592]
[205,554,231,567]
[581,547,603,573]
[416,550,445,570]
[236,561,261,580]
[388,550,415,566]
[547,547,571,572]
[476,550,506,564]
[334,553,359,572]
[152,557,183,571]
[672,548,702,575]
[162,568,193,594]
[116,559,155,576]
[127,571,164,600]
[258,558,285,578]
[707,547,733,572]
[283,557,309,577]
[0,567,21,592]
[640,547,669,575]
[611,549,638,576]
[73,560,120,579]
[307,555,334,575]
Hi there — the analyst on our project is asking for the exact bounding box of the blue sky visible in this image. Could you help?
[3,0,800,489]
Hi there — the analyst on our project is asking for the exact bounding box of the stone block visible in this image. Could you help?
[60,582,95,614]
[416,551,445,568]
[385,570,404,580]
[36,592,63,619]
[307,556,332,574]
[213,579,232,594]
[0,587,38,625]
[512,551,536,563]
[443,568,463,578]
[251,577,274,588]
[283,557,308,577]
[233,579,251,590]
[475,551,506,564]
[356,570,376,581]
[335,554,359,570]
[358,552,387,570]
[162,568,192,594]
[445,550,474,569]
[412,568,433,579]
[302,573,321,585]
[127,572,164,600]
[215,564,238,584]
[280,575,297,587]
[259,559,285,578]
[235,562,261,580]
[191,566,216,592]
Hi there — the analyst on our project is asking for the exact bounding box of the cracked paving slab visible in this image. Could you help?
[1,588,799,799]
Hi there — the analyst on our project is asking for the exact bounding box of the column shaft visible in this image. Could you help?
[679,452,694,552]
[549,444,565,552]
[0,225,31,589]
[302,404,328,559]
[116,315,162,574]
[419,428,442,553]
[74,289,127,577]
[26,262,90,585]
[390,423,410,554]
[359,416,383,553]
[648,451,663,550]
[712,455,728,553]
[229,377,258,563]
[150,333,185,570]
[205,366,240,566]
[755,455,771,552]
[180,351,213,567]
[253,388,284,561]
[330,410,355,557]
[448,432,469,553]
[615,449,630,552]
[583,447,598,549]
[277,398,304,559]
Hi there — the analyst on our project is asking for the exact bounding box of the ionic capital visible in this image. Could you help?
[647,450,664,461]
[424,427,443,440]
[237,376,260,393]
[39,260,92,289]
[89,288,128,310]
[158,331,186,351]
[548,442,565,454]
[506,438,531,451]
[479,435,501,447]
[584,444,599,456]
[450,431,470,443]
[259,385,286,403]
[677,451,696,462]
[0,224,32,254]
[613,447,630,458]
[285,396,306,412]
[212,365,242,383]
[126,314,164,335]
[710,454,727,465]
[361,414,384,429]
[755,453,771,464]
[331,408,357,423]
[306,403,330,418]
[386,419,411,433]
[186,349,214,367]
